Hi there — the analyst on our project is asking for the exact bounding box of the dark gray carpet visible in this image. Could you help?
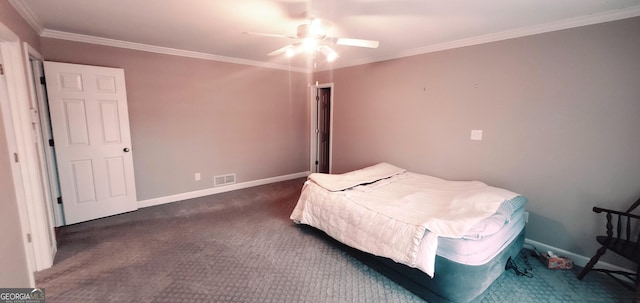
[36,178,631,302]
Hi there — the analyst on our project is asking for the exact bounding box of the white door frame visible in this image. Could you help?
[25,45,64,227]
[23,43,60,245]
[309,82,334,173]
[0,31,35,287]
[0,21,55,281]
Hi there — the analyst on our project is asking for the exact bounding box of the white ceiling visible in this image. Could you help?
[11,0,640,71]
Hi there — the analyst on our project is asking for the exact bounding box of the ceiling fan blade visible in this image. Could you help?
[268,45,294,56]
[335,38,379,48]
[243,32,297,39]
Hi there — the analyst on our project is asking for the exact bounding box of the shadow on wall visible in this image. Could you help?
[528,212,636,271]
[527,212,580,251]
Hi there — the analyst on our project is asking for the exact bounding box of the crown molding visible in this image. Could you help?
[10,0,640,73]
[329,5,640,71]
[10,0,307,72]
[40,30,309,73]
[8,0,44,35]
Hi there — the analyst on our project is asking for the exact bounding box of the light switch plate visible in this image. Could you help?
[470,130,483,140]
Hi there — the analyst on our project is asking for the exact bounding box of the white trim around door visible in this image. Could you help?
[0,21,56,282]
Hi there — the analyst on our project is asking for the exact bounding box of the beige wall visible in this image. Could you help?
[41,38,310,201]
[0,1,40,50]
[0,0,38,287]
[314,17,640,268]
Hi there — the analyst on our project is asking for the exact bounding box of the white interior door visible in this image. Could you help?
[44,61,137,224]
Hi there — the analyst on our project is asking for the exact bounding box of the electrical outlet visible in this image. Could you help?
[194,173,201,181]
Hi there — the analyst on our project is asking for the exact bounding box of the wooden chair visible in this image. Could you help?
[578,197,640,302]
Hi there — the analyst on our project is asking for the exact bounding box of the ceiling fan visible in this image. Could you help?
[245,18,379,62]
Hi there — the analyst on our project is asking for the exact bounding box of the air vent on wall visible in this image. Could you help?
[214,173,236,187]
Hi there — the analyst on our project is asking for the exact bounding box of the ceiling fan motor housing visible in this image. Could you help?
[297,23,327,40]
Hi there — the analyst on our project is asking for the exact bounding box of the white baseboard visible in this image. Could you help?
[524,238,633,273]
[137,171,309,208]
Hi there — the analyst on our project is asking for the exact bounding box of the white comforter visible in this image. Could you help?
[290,163,519,277]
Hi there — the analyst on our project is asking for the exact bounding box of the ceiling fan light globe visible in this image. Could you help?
[285,48,296,57]
[319,45,339,62]
[303,38,318,52]
[326,52,338,62]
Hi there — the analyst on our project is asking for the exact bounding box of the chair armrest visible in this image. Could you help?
[593,207,640,220]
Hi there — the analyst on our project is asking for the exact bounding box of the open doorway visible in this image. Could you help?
[310,83,333,173]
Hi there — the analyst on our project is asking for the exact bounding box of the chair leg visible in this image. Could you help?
[578,246,607,280]
[635,263,640,303]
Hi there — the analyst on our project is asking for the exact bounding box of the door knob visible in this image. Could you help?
[123,147,130,152]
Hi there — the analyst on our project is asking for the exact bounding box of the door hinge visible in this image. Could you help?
[315,160,319,165]
[57,196,62,204]
[49,139,54,147]
[0,64,4,75]
[40,76,46,85]
[13,152,18,163]
[26,233,32,243]
[30,109,39,124]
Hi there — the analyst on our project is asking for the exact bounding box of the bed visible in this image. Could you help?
[290,163,527,303]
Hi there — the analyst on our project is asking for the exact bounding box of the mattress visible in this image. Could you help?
[291,163,525,277]
[419,197,527,266]
[350,230,526,303]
